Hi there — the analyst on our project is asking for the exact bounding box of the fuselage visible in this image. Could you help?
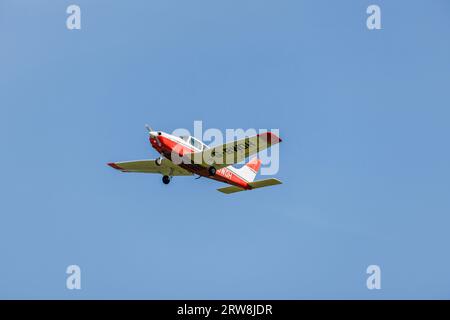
[149,132,251,189]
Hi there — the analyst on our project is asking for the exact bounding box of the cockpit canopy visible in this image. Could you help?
[179,136,209,151]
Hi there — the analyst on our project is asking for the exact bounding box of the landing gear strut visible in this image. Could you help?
[208,166,216,176]
[162,175,171,184]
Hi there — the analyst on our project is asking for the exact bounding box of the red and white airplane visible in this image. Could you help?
[108,126,282,194]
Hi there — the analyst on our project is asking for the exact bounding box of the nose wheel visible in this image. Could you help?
[162,175,171,184]
[155,157,163,166]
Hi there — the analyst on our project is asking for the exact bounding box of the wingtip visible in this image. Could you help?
[259,132,282,144]
[107,162,124,171]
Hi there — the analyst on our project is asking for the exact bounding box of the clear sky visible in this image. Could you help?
[1,0,450,299]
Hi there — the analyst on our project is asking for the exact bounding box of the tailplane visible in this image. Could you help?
[217,178,282,194]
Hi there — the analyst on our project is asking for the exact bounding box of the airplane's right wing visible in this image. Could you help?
[107,159,192,176]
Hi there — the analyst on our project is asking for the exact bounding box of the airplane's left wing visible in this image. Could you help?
[107,159,192,176]
[187,132,282,169]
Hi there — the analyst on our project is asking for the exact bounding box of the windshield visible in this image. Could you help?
[190,137,203,151]
[179,135,208,150]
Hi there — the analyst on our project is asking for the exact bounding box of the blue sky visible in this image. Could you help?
[1,0,450,299]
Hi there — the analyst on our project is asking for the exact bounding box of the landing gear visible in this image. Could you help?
[208,166,216,176]
[155,157,163,166]
[162,175,171,184]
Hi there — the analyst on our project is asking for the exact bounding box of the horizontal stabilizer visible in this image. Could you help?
[248,178,282,189]
[217,186,246,194]
[217,178,282,194]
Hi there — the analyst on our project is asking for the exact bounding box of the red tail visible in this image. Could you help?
[246,157,262,173]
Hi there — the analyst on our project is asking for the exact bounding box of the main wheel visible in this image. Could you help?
[208,166,216,176]
[155,157,162,166]
[162,175,171,184]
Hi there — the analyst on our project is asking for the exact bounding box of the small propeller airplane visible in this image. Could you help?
[107,125,282,194]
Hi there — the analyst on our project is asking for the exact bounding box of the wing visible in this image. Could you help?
[188,132,282,169]
[107,159,192,176]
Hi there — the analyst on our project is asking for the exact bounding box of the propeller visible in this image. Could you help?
[145,124,161,147]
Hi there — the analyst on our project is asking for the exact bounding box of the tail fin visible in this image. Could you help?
[233,157,262,182]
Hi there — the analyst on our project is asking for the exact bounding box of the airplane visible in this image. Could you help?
[107,125,283,194]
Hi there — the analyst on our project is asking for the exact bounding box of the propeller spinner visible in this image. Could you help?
[145,124,162,147]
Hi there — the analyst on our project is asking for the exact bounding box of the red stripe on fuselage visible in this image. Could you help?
[214,166,250,189]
